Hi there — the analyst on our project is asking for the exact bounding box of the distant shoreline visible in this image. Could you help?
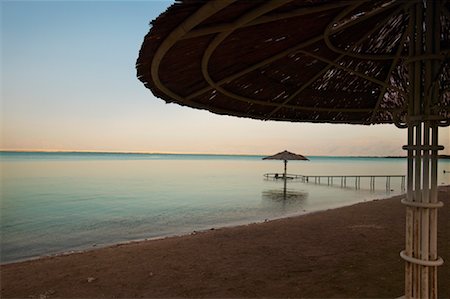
[384,155,450,159]
[0,150,262,158]
[1,150,450,159]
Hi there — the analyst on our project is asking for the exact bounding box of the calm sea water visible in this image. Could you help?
[1,152,449,263]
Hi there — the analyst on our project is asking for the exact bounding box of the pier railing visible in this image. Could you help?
[263,173,303,180]
[264,173,406,191]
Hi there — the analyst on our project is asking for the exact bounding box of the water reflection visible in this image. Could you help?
[262,188,308,202]
[261,179,308,214]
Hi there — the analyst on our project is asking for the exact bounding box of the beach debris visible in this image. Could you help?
[30,289,55,299]
[87,277,97,283]
[348,224,384,230]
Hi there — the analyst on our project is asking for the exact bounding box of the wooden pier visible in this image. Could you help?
[264,173,406,191]
[263,173,303,180]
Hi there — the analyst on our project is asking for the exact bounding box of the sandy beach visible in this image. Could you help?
[1,186,449,298]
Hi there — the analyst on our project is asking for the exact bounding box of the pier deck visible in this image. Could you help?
[264,173,406,191]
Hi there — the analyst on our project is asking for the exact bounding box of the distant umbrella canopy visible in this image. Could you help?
[262,150,309,161]
[136,0,450,125]
[263,150,308,178]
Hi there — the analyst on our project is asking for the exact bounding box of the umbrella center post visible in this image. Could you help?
[400,1,447,298]
[402,121,444,299]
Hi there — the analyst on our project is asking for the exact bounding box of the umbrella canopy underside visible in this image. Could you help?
[263,150,309,161]
[137,0,450,125]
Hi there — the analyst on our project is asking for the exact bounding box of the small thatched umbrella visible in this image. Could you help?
[263,150,308,178]
[136,1,450,297]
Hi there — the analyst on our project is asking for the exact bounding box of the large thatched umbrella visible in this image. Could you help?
[136,1,450,298]
[263,150,308,178]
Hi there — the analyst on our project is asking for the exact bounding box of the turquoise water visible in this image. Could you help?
[1,152,449,263]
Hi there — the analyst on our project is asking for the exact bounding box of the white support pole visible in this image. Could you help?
[430,126,439,298]
[400,1,445,298]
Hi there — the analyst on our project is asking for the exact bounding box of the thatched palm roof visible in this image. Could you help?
[136,0,450,125]
[262,150,308,161]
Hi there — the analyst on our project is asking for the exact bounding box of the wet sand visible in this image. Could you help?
[1,186,449,298]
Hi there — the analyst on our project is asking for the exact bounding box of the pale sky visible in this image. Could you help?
[1,0,449,156]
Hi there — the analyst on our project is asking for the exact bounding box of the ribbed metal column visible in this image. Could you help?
[400,1,445,298]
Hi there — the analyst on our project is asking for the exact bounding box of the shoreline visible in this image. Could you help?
[1,191,399,266]
[2,186,449,298]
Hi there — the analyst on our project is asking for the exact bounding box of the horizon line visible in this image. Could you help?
[0,149,412,158]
